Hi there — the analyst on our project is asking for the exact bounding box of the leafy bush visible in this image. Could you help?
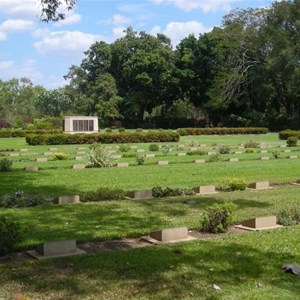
[122,152,137,158]
[277,205,300,226]
[152,186,195,198]
[149,143,159,151]
[136,128,143,132]
[0,216,22,255]
[136,154,145,165]
[119,144,130,152]
[105,128,112,133]
[0,158,13,171]
[208,153,221,162]
[53,152,69,160]
[0,190,52,208]
[85,144,114,168]
[287,136,297,147]
[177,127,268,136]
[189,140,198,147]
[272,150,281,159]
[0,148,15,152]
[200,203,235,233]
[186,150,207,156]
[162,144,171,156]
[0,129,62,138]
[81,187,126,202]
[244,140,260,148]
[118,128,125,132]
[218,178,247,191]
[218,145,230,154]
[279,130,300,140]
[245,148,255,153]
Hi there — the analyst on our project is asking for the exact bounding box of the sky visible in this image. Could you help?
[0,0,277,89]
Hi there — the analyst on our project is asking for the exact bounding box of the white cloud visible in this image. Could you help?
[32,28,50,39]
[111,14,132,26]
[0,0,39,19]
[112,27,127,39]
[53,7,81,27]
[152,0,241,12]
[34,31,101,58]
[0,19,35,33]
[0,32,6,41]
[151,21,211,46]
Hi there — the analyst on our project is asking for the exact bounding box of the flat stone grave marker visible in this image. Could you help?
[145,227,195,244]
[200,144,207,147]
[44,152,53,156]
[284,150,291,153]
[75,156,84,160]
[260,150,268,153]
[208,152,216,155]
[193,185,216,194]
[128,190,153,200]
[25,166,38,172]
[23,152,38,156]
[20,148,28,152]
[260,157,269,160]
[117,162,129,167]
[49,148,58,151]
[53,195,80,205]
[229,158,239,162]
[238,146,244,149]
[77,147,86,150]
[235,151,242,154]
[289,155,297,159]
[9,153,19,157]
[76,151,85,155]
[177,153,186,156]
[248,181,270,189]
[130,146,137,149]
[136,149,145,152]
[190,147,198,151]
[280,145,286,148]
[194,159,205,164]
[72,164,85,169]
[235,216,283,231]
[27,240,86,260]
[113,155,122,159]
[157,160,168,165]
[37,158,47,162]
[146,154,155,158]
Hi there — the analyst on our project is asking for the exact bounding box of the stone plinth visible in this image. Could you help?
[193,185,216,194]
[137,149,145,152]
[157,161,168,165]
[20,148,28,152]
[37,158,47,162]
[190,147,198,151]
[194,159,205,164]
[75,156,83,160]
[146,154,155,158]
[72,164,85,169]
[150,227,188,242]
[27,240,86,260]
[289,155,297,159]
[177,153,186,156]
[260,150,268,153]
[128,190,153,200]
[113,155,122,159]
[117,162,129,167]
[53,195,80,205]
[25,166,38,172]
[248,181,269,189]
[49,148,58,151]
[44,152,53,156]
[130,146,137,149]
[9,153,19,157]
[284,150,291,153]
[235,216,283,231]
[235,151,242,154]
[260,157,269,160]
[77,147,86,150]
[76,151,85,155]
[229,158,239,162]
[208,152,216,155]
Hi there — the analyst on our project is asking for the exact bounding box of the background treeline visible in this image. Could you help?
[0,0,299,131]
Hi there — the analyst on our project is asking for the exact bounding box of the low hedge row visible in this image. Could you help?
[177,127,269,136]
[26,131,180,145]
[279,130,300,140]
[0,129,62,138]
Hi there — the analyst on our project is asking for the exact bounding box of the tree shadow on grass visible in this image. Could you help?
[1,235,300,299]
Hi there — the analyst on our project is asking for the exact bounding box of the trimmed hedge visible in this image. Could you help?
[26,131,180,145]
[177,127,269,136]
[279,130,300,140]
[0,129,62,138]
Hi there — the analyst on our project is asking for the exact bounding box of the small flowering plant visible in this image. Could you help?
[0,190,52,208]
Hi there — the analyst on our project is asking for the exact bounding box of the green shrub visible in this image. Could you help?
[218,178,247,191]
[0,216,22,255]
[119,144,130,152]
[118,128,125,132]
[0,158,12,171]
[105,128,112,133]
[149,143,159,151]
[279,130,300,140]
[208,153,221,162]
[245,148,255,153]
[277,205,300,226]
[177,127,268,136]
[136,128,143,132]
[189,140,198,147]
[152,186,195,198]
[162,144,171,156]
[272,150,281,159]
[218,145,230,154]
[122,152,137,158]
[186,150,206,156]
[136,154,145,165]
[287,136,297,147]
[81,187,126,202]
[0,129,62,138]
[200,203,235,233]
[53,152,69,160]
[86,144,114,168]
[244,140,260,148]
[0,190,52,208]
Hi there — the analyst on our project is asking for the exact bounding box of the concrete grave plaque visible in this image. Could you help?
[53,195,80,205]
[44,152,53,156]
[235,151,242,154]
[280,145,286,148]
[260,150,268,153]
[150,227,189,242]
[113,155,122,159]
[146,154,155,158]
[25,166,38,172]
[248,181,269,189]
[229,158,239,162]
[260,157,269,160]
[72,164,85,169]
[137,149,145,153]
[238,146,245,149]
[200,144,207,147]
[190,147,198,151]
[117,162,129,167]
[194,159,205,164]
[208,152,216,155]
[10,153,19,157]
[235,216,283,231]
[23,152,38,156]
[284,149,291,153]
[130,146,137,149]
[37,158,47,162]
[76,151,85,155]
[77,147,86,150]
[289,155,297,159]
[27,240,86,260]
[20,148,28,152]
[177,153,186,156]
[49,148,58,151]
[128,190,153,200]
[75,156,84,160]
[157,160,169,165]
[193,185,216,194]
